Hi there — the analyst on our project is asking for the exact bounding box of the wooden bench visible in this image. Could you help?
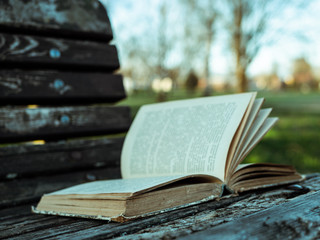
[0,0,130,219]
[1,1,320,239]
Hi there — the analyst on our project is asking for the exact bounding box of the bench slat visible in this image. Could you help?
[0,174,318,239]
[0,216,100,240]
[182,191,320,240]
[0,167,121,208]
[0,192,250,240]
[0,106,130,143]
[0,0,112,42]
[0,205,31,223]
[0,71,125,104]
[0,138,123,180]
[0,33,119,70]
[1,215,100,240]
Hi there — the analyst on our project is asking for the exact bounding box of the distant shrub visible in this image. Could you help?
[185,71,199,93]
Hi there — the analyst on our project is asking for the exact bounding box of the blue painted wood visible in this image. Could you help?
[0,106,131,143]
[0,33,119,70]
[0,0,113,41]
[0,71,125,104]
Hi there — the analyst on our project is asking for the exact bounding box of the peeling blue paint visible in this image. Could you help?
[60,115,70,124]
[53,79,64,89]
[49,48,61,59]
[49,79,72,95]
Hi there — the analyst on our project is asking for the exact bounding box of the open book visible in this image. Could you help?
[34,92,303,222]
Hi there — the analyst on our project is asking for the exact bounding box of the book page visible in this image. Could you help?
[228,108,272,175]
[121,93,255,181]
[235,117,279,170]
[229,99,264,164]
[224,93,256,176]
[47,175,217,197]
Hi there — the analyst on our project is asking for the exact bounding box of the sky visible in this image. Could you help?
[249,0,320,78]
[100,0,320,79]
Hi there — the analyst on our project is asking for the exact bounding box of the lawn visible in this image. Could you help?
[118,89,320,173]
[246,91,320,173]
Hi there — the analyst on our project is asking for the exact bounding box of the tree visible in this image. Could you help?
[198,1,218,94]
[225,0,275,92]
[179,0,219,94]
[292,57,317,92]
[102,1,160,90]
[157,1,169,79]
[185,70,199,93]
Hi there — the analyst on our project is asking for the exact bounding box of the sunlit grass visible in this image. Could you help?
[245,114,320,173]
[118,89,231,116]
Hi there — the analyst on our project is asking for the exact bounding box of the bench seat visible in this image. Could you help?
[0,174,319,239]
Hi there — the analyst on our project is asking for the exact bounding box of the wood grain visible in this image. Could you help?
[0,71,125,104]
[0,33,119,70]
[0,106,131,143]
[0,137,124,180]
[0,174,318,239]
[0,167,121,209]
[1,216,101,240]
[0,0,113,41]
[181,191,320,240]
[0,174,320,240]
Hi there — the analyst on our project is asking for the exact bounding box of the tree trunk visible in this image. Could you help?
[236,65,247,92]
[233,0,248,93]
[203,36,213,96]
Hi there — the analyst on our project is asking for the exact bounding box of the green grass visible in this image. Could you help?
[118,89,234,116]
[245,114,320,173]
[118,89,320,173]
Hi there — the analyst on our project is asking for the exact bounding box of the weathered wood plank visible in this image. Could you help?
[0,71,125,104]
[180,191,320,240]
[0,205,31,223]
[113,175,319,240]
[0,106,131,143]
[0,167,121,208]
[0,33,119,70]
[2,216,102,240]
[0,137,123,180]
[0,216,76,239]
[0,0,112,42]
[2,193,251,240]
[0,175,318,240]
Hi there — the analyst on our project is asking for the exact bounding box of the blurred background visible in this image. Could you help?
[100,0,320,173]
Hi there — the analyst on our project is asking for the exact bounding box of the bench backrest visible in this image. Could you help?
[0,0,131,208]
